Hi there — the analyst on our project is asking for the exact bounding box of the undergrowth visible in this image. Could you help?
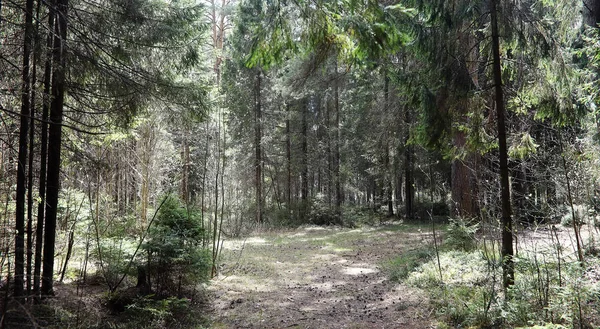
[384,219,600,328]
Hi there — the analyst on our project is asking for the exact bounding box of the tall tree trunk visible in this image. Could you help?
[42,0,69,296]
[254,70,263,223]
[334,62,342,210]
[301,98,309,204]
[286,104,292,212]
[15,0,36,297]
[491,0,514,289]
[325,98,332,207]
[180,127,190,205]
[26,41,38,297]
[384,72,393,217]
[451,131,479,218]
[404,106,414,219]
[34,5,54,296]
[212,110,222,277]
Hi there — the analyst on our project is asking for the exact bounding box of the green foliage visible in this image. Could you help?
[243,0,415,69]
[121,295,193,328]
[102,293,208,329]
[144,196,211,294]
[411,201,450,219]
[400,244,600,328]
[308,193,341,226]
[93,237,138,288]
[384,247,432,282]
[341,206,386,227]
[509,132,540,159]
[444,218,478,251]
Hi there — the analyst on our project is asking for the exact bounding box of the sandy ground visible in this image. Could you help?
[207,224,434,329]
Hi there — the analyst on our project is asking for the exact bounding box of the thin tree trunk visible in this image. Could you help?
[491,0,514,289]
[34,5,54,296]
[404,106,413,219]
[334,62,342,210]
[59,230,74,282]
[301,98,309,204]
[212,111,221,277]
[15,0,36,297]
[384,71,393,217]
[42,0,69,296]
[201,121,210,248]
[26,47,37,297]
[286,104,292,212]
[181,127,190,205]
[254,70,263,223]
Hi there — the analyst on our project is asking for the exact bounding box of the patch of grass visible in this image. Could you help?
[383,247,433,282]
[399,245,600,328]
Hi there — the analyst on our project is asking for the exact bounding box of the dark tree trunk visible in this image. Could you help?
[42,0,69,296]
[451,134,479,218]
[384,72,393,217]
[34,5,54,296]
[180,127,190,205]
[254,70,263,223]
[301,98,309,203]
[59,229,74,282]
[583,0,600,26]
[286,104,292,211]
[334,61,342,210]
[26,40,38,296]
[511,160,527,223]
[14,0,36,297]
[491,0,514,289]
[404,106,413,219]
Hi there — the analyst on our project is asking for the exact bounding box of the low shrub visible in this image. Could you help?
[384,247,432,282]
[444,217,478,251]
[308,193,341,226]
[143,196,211,296]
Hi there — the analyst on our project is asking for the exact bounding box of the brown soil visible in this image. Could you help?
[208,223,434,329]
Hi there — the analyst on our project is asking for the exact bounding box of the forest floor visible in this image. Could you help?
[207,222,435,329]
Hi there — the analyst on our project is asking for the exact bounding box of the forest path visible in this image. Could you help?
[208,223,434,329]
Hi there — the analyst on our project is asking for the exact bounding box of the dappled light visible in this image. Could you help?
[2,0,600,327]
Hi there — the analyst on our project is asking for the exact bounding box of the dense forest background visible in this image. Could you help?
[1,0,600,327]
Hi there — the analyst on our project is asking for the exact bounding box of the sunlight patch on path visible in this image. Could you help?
[215,275,277,292]
[221,237,270,250]
[342,267,379,275]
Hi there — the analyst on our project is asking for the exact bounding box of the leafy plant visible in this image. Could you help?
[143,196,211,295]
[444,218,479,251]
[384,247,432,281]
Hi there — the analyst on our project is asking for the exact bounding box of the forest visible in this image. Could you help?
[1,0,600,327]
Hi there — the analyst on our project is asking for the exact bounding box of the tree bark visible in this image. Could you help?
[286,103,292,212]
[254,70,263,223]
[14,0,36,297]
[34,5,54,296]
[334,64,342,210]
[451,131,479,218]
[301,98,309,204]
[384,72,393,217]
[491,0,514,289]
[404,106,413,219]
[42,0,69,296]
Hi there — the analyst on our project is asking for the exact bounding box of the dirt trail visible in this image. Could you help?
[208,224,434,329]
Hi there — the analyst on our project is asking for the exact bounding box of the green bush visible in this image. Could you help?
[308,193,341,226]
[143,196,211,295]
[412,200,450,219]
[384,247,432,282]
[445,217,478,251]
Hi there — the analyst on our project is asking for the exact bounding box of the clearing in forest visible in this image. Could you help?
[208,223,434,329]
